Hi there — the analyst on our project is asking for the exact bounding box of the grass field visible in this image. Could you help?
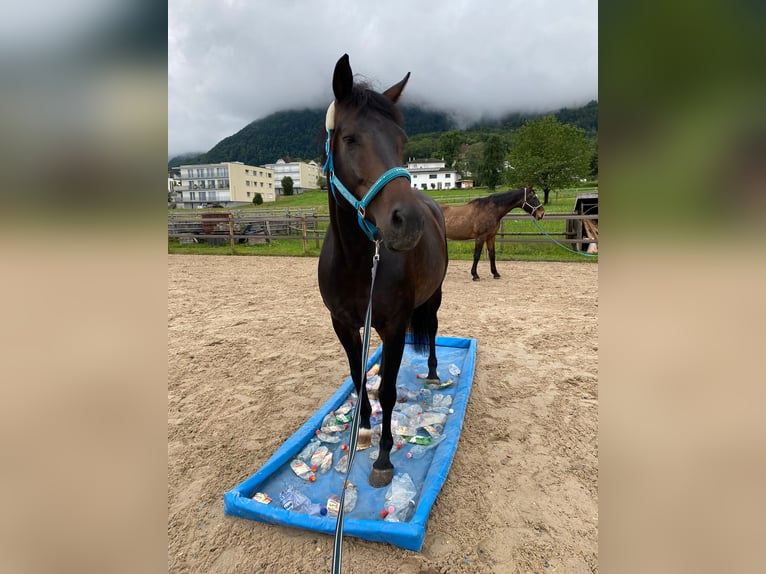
[168,184,598,263]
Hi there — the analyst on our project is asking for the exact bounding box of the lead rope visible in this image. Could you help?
[331,239,380,574]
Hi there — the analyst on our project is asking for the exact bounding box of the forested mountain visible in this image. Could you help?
[168,101,597,169]
[169,105,455,168]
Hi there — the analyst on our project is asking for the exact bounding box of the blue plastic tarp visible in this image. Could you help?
[223,335,477,551]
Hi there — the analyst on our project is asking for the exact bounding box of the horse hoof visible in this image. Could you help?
[472,276,480,282]
[493,274,501,279]
[356,428,373,450]
[368,467,394,488]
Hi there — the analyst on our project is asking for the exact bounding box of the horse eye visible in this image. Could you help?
[343,135,356,145]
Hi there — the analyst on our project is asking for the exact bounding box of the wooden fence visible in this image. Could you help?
[168,211,598,254]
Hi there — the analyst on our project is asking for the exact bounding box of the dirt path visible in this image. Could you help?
[168,255,598,573]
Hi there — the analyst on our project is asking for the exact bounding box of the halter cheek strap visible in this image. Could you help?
[322,101,412,241]
[522,186,540,215]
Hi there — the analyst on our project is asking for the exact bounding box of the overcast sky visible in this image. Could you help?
[168,0,597,158]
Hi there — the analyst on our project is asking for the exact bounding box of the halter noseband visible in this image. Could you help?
[322,101,412,241]
[522,186,540,216]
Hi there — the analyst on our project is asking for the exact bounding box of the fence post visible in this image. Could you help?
[314,214,320,249]
[301,216,308,254]
[228,213,235,255]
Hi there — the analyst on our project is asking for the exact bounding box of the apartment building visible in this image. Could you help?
[264,159,322,194]
[175,161,275,208]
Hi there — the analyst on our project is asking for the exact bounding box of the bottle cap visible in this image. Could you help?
[388,505,395,514]
[309,474,316,482]
[406,452,413,459]
[311,464,318,472]
[380,509,388,518]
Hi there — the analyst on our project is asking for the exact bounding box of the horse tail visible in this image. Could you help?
[409,289,442,354]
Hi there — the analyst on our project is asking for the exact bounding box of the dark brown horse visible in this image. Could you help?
[440,187,544,281]
[318,55,448,488]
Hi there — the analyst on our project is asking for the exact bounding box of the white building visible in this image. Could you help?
[264,159,322,194]
[174,161,275,208]
[406,158,460,191]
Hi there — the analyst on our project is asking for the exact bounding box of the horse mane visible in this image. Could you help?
[469,188,525,207]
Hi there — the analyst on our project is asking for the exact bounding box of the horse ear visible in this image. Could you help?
[332,54,353,102]
[383,72,410,103]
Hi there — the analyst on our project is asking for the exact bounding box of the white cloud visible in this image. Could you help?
[168,0,597,157]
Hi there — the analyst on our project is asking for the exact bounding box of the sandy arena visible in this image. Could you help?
[168,254,598,573]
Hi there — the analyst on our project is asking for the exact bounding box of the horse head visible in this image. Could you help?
[523,186,545,220]
[325,54,424,252]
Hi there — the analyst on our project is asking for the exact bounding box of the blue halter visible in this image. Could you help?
[323,128,412,241]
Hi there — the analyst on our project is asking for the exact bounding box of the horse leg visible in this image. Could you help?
[413,287,442,382]
[369,331,406,488]
[331,317,373,449]
[471,239,483,281]
[487,234,501,279]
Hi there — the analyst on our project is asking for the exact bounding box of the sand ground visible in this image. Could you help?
[168,254,598,573]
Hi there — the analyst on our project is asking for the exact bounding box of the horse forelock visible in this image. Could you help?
[343,82,404,127]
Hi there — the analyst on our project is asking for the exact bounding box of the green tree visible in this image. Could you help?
[316,175,328,190]
[281,176,294,196]
[506,115,592,204]
[438,131,462,168]
[480,134,506,190]
[461,142,485,184]
[252,192,263,205]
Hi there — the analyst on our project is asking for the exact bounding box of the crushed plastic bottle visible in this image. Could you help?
[289,459,316,481]
[424,378,455,390]
[315,430,342,443]
[320,411,347,433]
[335,400,353,417]
[383,473,417,523]
[429,394,452,413]
[334,451,349,474]
[325,494,341,518]
[319,449,333,473]
[310,445,329,470]
[406,431,447,459]
[448,363,461,377]
[343,482,358,512]
[297,439,320,463]
[279,486,322,515]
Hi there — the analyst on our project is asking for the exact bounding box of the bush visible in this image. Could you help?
[253,193,263,205]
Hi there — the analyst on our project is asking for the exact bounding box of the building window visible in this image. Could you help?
[200,192,207,200]
[246,180,250,186]
[445,173,451,178]
[245,169,250,174]
[208,180,215,189]
[247,192,251,197]
[190,192,196,200]
[429,174,437,179]
[260,182,264,187]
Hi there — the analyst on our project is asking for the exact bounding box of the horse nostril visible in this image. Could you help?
[391,208,404,227]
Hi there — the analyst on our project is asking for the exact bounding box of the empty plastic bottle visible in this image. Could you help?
[383,473,417,523]
[315,430,342,443]
[297,439,320,462]
[334,451,349,474]
[343,482,358,512]
[279,486,322,515]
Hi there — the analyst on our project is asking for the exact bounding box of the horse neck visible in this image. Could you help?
[488,188,526,216]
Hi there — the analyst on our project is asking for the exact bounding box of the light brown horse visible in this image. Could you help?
[440,187,544,280]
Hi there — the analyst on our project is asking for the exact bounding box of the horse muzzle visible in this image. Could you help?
[378,201,425,251]
[534,206,545,220]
